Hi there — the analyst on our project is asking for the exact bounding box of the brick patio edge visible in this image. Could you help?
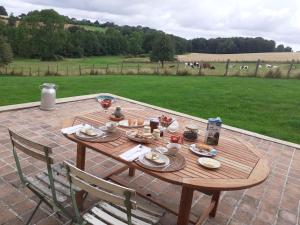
[0,93,299,150]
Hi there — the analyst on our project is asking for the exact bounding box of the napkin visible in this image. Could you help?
[119,145,151,162]
[61,124,91,135]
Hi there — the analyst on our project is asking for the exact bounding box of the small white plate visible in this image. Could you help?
[138,153,170,168]
[198,157,221,169]
[190,144,215,157]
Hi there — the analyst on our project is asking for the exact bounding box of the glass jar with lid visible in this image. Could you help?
[183,124,199,141]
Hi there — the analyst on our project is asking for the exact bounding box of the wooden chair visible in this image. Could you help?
[8,129,79,225]
[64,161,164,225]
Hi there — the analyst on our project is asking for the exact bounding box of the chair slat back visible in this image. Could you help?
[9,130,52,153]
[12,140,54,164]
[71,175,134,208]
[64,161,136,209]
[66,161,135,197]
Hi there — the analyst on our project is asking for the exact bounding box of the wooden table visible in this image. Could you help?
[63,98,269,225]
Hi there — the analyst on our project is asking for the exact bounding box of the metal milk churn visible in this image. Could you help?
[39,83,57,111]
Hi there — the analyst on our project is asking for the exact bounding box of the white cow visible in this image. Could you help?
[266,64,272,68]
[240,65,249,70]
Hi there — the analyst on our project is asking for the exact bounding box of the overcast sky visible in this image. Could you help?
[3,0,300,51]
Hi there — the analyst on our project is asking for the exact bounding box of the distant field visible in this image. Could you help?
[0,75,299,144]
[79,25,106,32]
[178,52,300,62]
[1,55,300,78]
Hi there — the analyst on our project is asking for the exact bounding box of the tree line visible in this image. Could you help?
[0,7,293,66]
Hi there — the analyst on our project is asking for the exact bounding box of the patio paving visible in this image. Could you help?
[0,97,299,225]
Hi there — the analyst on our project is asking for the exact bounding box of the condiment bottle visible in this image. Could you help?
[153,129,160,140]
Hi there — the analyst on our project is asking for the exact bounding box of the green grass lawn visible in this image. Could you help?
[0,75,299,144]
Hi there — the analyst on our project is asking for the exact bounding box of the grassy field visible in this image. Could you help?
[0,75,299,144]
[2,56,299,78]
[79,25,106,32]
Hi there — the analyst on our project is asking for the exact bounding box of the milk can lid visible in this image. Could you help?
[40,83,57,89]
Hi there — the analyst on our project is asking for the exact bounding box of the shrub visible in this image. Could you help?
[264,68,283,79]
[232,71,241,77]
[177,70,189,76]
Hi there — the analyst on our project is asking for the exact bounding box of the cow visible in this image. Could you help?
[240,65,249,70]
[266,64,279,69]
[185,62,200,69]
[266,64,272,68]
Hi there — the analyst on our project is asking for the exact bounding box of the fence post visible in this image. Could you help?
[156,63,159,75]
[47,65,50,75]
[92,64,95,75]
[224,59,230,76]
[176,61,179,74]
[67,65,69,76]
[5,66,7,75]
[254,59,261,77]
[198,64,202,76]
[29,67,32,76]
[79,65,82,76]
[137,63,140,74]
[106,64,109,74]
[38,66,40,76]
[121,62,123,74]
[287,59,295,78]
[56,64,58,75]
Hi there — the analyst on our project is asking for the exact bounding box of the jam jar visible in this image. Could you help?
[183,124,199,141]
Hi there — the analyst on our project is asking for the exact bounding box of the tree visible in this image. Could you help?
[0,36,13,65]
[284,46,292,52]
[150,33,174,67]
[276,44,285,52]
[128,31,143,55]
[20,9,66,60]
[0,6,8,16]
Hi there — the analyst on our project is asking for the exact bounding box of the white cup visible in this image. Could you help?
[106,122,117,132]
[166,143,181,156]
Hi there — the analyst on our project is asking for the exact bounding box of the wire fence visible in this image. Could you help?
[0,59,299,79]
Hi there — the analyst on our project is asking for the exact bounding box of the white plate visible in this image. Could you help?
[189,144,215,157]
[198,157,221,169]
[74,127,105,140]
[138,153,170,168]
[119,120,149,128]
[126,130,154,144]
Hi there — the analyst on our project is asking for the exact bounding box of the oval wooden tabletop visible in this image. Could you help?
[62,100,270,191]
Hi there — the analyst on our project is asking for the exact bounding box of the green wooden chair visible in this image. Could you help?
[8,129,79,225]
[64,161,165,225]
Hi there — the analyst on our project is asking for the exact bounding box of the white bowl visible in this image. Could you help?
[106,122,118,132]
[166,143,181,156]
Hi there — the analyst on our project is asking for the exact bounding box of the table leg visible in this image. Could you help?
[128,167,136,177]
[177,186,194,225]
[75,143,86,210]
[209,191,221,217]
